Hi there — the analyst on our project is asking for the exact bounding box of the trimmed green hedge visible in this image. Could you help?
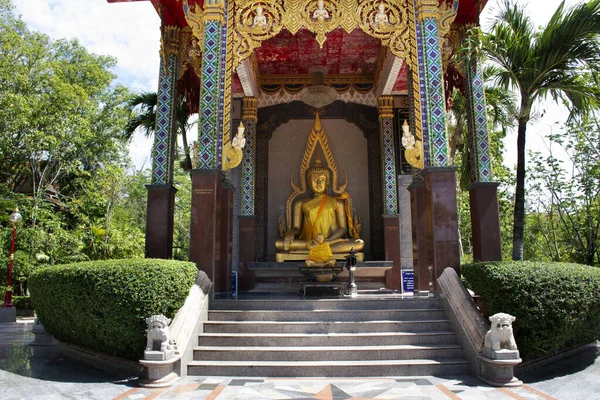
[29,259,198,360]
[462,261,600,362]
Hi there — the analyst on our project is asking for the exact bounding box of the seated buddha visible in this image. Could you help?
[275,159,364,260]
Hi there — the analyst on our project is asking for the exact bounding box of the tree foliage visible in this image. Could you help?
[527,108,600,266]
[0,0,146,293]
[470,0,600,260]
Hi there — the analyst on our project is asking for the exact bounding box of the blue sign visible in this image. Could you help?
[402,270,414,292]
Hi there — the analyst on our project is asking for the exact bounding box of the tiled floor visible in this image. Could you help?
[0,319,595,400]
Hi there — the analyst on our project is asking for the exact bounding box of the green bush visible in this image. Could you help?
[29,258,198,360]
[462,261,600,362]
[12,296,33,310]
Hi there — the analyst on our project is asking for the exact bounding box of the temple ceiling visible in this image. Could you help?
[108,0,486,99]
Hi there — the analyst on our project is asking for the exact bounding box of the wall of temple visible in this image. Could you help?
[267,118,371,260]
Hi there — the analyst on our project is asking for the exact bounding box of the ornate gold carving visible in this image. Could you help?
[222,2,238,171]
[181,0,204,51]
[405,141,424,169]
[160,25,181,76]
[233,1,285,68]
[357,0,411,61]
[378,96,394,119]
[285,113,349,228]
[417,0,440,21]
[204,0,226,24]
[179,27,203,79]
[417,0,458,27]
[407,0,424,170]
[228,1,412,69]
[439,0,459,37]
[242,97,258,120]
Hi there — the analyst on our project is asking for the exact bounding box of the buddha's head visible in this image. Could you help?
[307,158,330,196]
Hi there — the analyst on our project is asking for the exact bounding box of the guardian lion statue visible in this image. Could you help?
[484,313,517,351]
[145,314,176,353]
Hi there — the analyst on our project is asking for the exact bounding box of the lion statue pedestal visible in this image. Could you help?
[478,313,523,387]
[139,314,181,388]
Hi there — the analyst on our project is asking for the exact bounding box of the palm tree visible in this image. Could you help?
[125,91,193,170]
[473,0,600,260]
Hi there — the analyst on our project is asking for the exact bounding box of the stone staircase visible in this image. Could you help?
[187,297,471,377]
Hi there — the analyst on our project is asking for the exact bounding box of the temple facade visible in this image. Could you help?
[108,0,501,294]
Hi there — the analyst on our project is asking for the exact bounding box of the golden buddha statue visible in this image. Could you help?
[275,158,364,257]
[274,114,366,262]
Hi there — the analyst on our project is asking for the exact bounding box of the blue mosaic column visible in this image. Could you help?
[464,58,493,182]
[378,96,398,215]
[417,0,449,167]
[197,0,227,170]
[464,53,502,261]
[151,27,180,185]
[146,25,180,259]
[238,97,258,270]
[240,97,258,216]
[413,0,431,166]
[379,96,402,290]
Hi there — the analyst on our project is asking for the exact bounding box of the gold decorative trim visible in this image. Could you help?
[260,74,374,86]
[242,97,258,120]
[222,1,238,171]
[407,0,424,170]
[160,25,181,76]
[378,96,394,119]
[204,0,226,24]
[417,0,440,21]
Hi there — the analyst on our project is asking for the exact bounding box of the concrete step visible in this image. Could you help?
[203,319,451,334]
[187,359,471,377]
[193,344,465,361]
[208,309,445,322]
[210,298,440,311]
[197,331,458,347]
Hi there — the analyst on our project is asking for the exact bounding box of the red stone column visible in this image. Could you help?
[424,167,460,287]
[216,182,233,295]
[468,182,502,261]
[145,185,176,259]
[383,215,402,290]
[409,182,430,294]
[189,170,233,294]
[238,216,256,290]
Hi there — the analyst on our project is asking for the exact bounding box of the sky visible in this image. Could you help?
[13,0,582,171]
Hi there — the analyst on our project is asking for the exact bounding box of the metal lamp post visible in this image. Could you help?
[3,208,22,308]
